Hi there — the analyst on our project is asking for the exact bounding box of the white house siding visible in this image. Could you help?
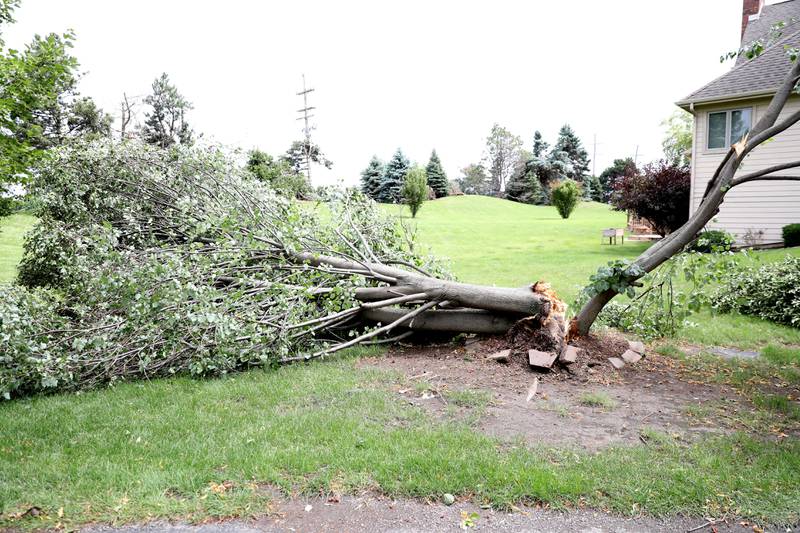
[691,95,800,245]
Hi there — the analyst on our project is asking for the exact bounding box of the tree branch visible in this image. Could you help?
[730,174,800,187]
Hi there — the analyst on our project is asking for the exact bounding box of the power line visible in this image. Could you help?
[296,74,316,182]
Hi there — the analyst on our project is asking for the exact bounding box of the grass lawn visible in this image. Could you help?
[2,354,800,528]
[383,196,800,348]
[0,213,35,283]
[2,200,800,529]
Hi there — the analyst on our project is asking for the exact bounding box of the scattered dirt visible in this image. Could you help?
[84,494,755,532]
[359,332,764,450]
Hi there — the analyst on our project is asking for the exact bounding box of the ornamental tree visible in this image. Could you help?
[611,160,690,236]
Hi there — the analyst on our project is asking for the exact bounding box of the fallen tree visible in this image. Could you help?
[4,43,800,398]
[1,140,566,397]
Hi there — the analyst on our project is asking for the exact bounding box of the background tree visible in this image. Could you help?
[552,124,590,183]
[505,150,546,204]
[457,163,490,195]
[377,148,409,203]
[483,123,522,195]
[67,97,112,138]
[245,148,310,199]
[598,158,636,203]
[425,150,448,198]
[661,110,692,168]
[550,179,581,219]
[360,156,383,200]
[401,165,427,217]
[584,174,603,202]
[611,160,689,236]
[1,18,78,182]
[283,139,332,175]
[532,130,549,158]
[142,73,193,148]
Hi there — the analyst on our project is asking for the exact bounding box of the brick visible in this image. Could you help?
[487,349,511,363]
[628,340,645,355]
[621,349,642,364]
[608,357,625,370]
[560,345,579,364]
[528,349,557,369]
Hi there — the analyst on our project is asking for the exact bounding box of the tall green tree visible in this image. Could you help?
[483,123,523,195]
[505,151,547,205]
[360,155,383,200]
[142,73,193,148]
[401,165,427,217]
[598,158,636,203]
[246,148,310,199]
[1,1,79,184]
[661,110,692,168]
[282,139,332,175]
[532,130,549,158]
[425,149,448,198]
[552,124,590,182]
[457,163,489,195]
[377,148,409,203]
[67,97,112,139]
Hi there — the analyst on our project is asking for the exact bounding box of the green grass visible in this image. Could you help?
[578,391,618,409]
[2,357,800,528]
[0,213,35,283]
[3,199,800,527]
[384,196,800,348]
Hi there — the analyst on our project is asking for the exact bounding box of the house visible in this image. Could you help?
[676,0,800,247]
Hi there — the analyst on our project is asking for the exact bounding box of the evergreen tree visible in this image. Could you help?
[532,130,549,158]
[142,73,193,148]
[360,156,384,200]
[377,148,409,203]
[598,158,637,203]
[401,165,428,217]
[552,124,590,183]
[425,150,448,197]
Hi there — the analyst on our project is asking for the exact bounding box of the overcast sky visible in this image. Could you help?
[5,0,746,186]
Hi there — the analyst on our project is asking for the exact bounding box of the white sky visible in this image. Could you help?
[5,0,746,186]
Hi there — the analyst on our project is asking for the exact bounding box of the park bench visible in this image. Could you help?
[601,228,624,245]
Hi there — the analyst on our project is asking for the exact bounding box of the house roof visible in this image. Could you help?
[677,0,800,107]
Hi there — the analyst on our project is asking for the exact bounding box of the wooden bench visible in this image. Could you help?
[601,228,624,245]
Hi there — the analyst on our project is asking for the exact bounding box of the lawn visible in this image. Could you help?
[0,213,35,283]
[383,196,800,348]
[2,200,800,529]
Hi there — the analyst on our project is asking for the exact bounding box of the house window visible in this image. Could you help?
[708,108,752,149]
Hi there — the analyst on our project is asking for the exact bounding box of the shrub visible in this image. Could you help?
[713,256,800,327]
[687,230,735,253]
[550,179,581,219]
[611,160,690,236]
[783,223,800,247]
[401,166,428,218]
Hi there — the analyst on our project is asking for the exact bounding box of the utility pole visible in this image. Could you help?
[634,145,640,166]
[296,74,316,183]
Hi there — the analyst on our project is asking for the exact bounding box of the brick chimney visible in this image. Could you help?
[742,0,766,39]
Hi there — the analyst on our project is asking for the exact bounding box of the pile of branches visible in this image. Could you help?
[0,140,562,398]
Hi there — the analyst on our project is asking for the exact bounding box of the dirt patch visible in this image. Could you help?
[84,494,754,533]
[359,334,758,450]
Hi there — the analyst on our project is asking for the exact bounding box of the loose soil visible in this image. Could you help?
[359,332,762,450]
[85,494,754,532]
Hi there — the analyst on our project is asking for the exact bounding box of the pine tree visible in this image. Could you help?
[360,156,384,200]
[425,150,448,198]
[532,130,549,158]
[377,148,409,203]
[552,124,590,183]
[142,73,193,149]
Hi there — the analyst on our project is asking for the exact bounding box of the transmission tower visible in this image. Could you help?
[296,74,316,182]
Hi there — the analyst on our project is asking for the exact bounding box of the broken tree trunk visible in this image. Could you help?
[573,56,800,337]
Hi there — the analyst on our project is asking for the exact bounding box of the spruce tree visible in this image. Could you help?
[377,148,409,203]
[360,156,384,200]
[425,150,448,198]
[532,130,549,158]
[552,124,590,183]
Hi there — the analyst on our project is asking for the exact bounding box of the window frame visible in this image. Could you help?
[706,107,753,152]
